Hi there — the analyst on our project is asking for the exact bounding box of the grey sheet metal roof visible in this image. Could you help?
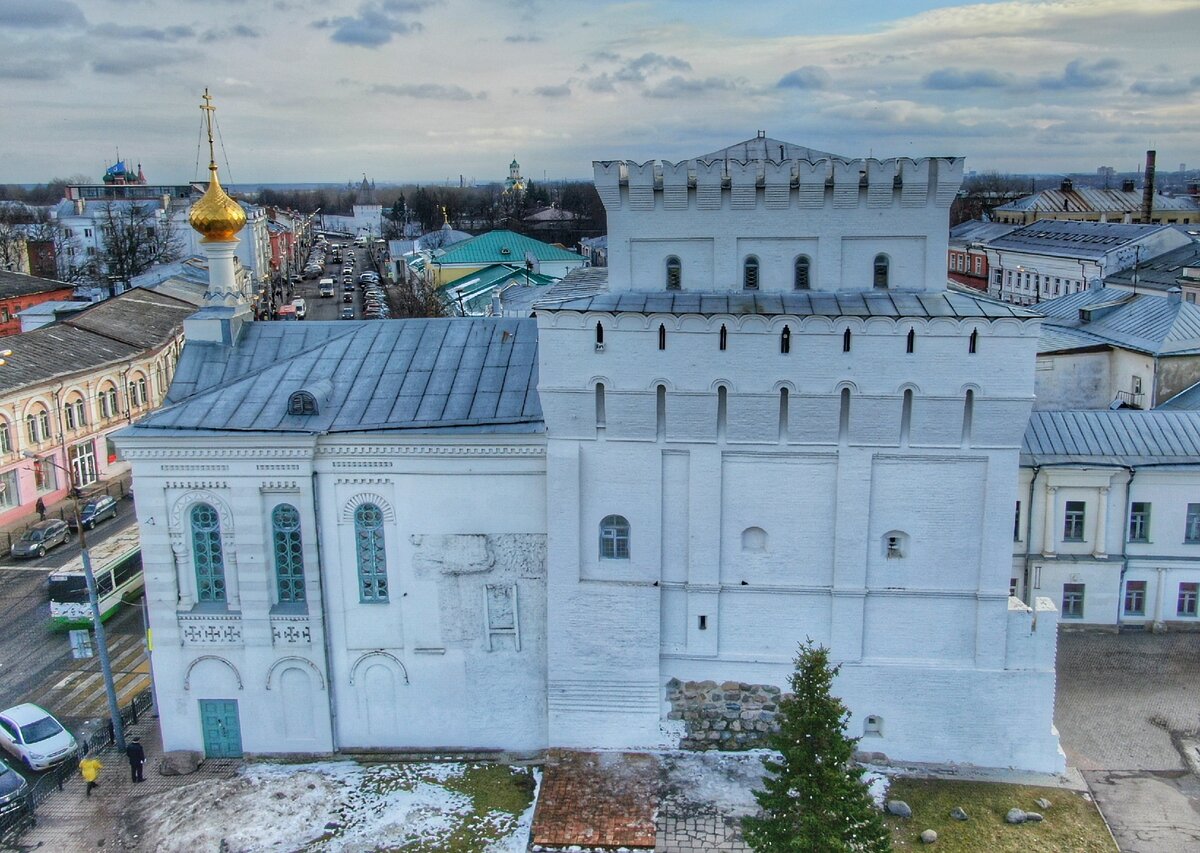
[987,220,1169,260]
[1034,287,1200,355]
[535,272,1037,319]
[1105,241,1200,292]
[948,220,1019,247]
[140,317,543,434]
[694,136,842,163]
[1157,380,1200,411]
[996,188,1200,214]
[67,289,194,348]
[1023,410,1200,466]
[0,325,139,395]
[0,270,71,299]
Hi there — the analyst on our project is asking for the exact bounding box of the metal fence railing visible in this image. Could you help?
[0,686,154,845]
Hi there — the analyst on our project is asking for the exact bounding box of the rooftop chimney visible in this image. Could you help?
[1122,178,1136,193]
[1168,287,1182,304]
[1060,178,1073,193]
[1142,149,1156,222]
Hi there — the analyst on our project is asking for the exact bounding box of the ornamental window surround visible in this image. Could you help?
[743,256,759,291]
[191,502,226,604]
[354,503,388,602]
[794,255,811,290]
[873,254,890,289]
[665,256,681,290]
[272,504,305,604]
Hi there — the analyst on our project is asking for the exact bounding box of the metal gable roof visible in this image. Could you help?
[1022,410,1200,466]
[1034,288,1200,355]
[139,317,543,435]
[433,230,584,266]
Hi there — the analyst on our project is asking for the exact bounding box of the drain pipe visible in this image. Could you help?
[1117,466,1136,630]
[311,461,339,753]
[1023,465,1041,614]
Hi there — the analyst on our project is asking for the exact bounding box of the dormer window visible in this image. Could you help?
[288,391,318,416]
[743,256,760,291]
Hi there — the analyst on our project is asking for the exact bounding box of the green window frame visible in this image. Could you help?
[271,504,304,603]
[354,503,388,602]
[191,503,226,603]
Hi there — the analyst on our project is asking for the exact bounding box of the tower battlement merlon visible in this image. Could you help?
[592,156,963,211]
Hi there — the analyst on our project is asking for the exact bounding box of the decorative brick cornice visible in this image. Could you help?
[318,444,546,458]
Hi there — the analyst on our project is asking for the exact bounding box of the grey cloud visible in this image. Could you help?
[504,34,542,43]
[534,84,570,97]
[777,66,829,90]
[585,73,616,93]
[201,24,262,42]
[0,0,85,28]
[313,0,432,48]
[370,82,482,100]
[1129,78,1197,96]
[614,52,691,83]
[1038,58,1120,90]
[92,50,196,76]
[91,23,194,41]
[923,67,1009,90]
[0,64,58,80]
[644,76,734,99]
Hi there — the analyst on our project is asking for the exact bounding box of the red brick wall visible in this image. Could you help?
[0,288,76,337]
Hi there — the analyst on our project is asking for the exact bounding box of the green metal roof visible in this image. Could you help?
[438,263,558,314]
[434,229,584,266]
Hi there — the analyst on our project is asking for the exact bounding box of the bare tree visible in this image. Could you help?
[0,221,26,271]
[387,274,446,319]
[92,201,184,285]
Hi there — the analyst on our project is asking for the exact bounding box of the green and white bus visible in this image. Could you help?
[48,527,142,629]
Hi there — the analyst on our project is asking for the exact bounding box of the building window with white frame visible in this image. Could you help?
[129,375,148,408]
[1128,502,1150,543]
[1062,583,1085,618]
[0,420,10,455]
[271,503,305,604]
[69,440,97,487]
[599,514,630,560]
[1063,500,1086,542]
[99,384,119,420]
[63,395,86,431]
[25,407,50,445]
[1186,503,1200,543]
[354,503,388,602]
[1178,582,1198,617]
[191,502,226,604]
[1123,580,1147,616]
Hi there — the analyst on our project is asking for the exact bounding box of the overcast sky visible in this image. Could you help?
[1,0,1196,184]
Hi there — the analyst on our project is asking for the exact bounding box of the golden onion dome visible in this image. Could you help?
[189,164,246,242]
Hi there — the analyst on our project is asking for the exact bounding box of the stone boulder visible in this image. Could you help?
[1035,797,1051,810]
[949,807,968,821]
[920,829,938,844]
[1005,808,1027,824]
[158,750,203,776]
[886,800,912,818]
[1025,811,1044,822]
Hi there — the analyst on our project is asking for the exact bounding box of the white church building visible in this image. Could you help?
[117,132,1065,773]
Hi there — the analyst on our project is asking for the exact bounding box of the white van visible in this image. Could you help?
[291,298,307,319]
[319,278,336,297]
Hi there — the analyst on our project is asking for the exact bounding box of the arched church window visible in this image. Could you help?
[969,328,978,354]
[780,326,791,354]
[906,329,915,353]
[354,503,388,602]
[665,256,682,290]
[873,254,890,289]
[599,515,630,560]
[719,324,728,351]
[794,255,811,290]
[272,504,304,604]
[595,321,604,349]
[842,329,852,352]
[191,503,226,603]
[743,256,759,291]
[658,324,666,351]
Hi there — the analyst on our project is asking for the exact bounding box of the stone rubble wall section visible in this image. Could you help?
[666,678,788,751]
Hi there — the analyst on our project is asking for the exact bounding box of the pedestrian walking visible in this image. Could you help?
[80,756,102,797]
[35,497,45,521]
[126,736,146,783]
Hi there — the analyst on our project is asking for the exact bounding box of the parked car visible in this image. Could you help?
[342,292,353,304]
[291,298,307,319]
[10,520,70,559]
[66,495,118,531]
[0,758,29,818]
[0,705,77,770]
[340,306,355,319]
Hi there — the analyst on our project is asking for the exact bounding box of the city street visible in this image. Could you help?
[285,239,379,322]
[0,497,148,778]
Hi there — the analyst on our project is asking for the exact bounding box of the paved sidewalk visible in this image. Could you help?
[0,468,133,547]
[9,715,240,852]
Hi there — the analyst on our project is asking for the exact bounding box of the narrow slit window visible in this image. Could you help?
[906,329,915,353]
[658,324,666,350]
[719,324,727,351]
[962,389,974,447]
[698,615,708,630]
[743,256,759,291]
[666,256,682,290]
[595,321,604,346]
[780,326,791,354]
[595,383,606,429]
[778,388,789,443]
[656,384,666,439]
[794,255,811,290]
[873,254,889,289]
[969,328,978,354]
[842,329,852,352]
[839,388,850,441]
[717,386,728,440]
[900,389,913,445]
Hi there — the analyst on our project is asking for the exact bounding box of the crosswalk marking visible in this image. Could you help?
[26,633,151,721]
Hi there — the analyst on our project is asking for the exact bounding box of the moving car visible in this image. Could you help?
[10,519,70,559]
[0,758,29,818]
[319,278,336,297]
[0,704,77,770]
[342,291,353,304]
[291,298,307,319]
[66,495,118,531]
[340,306,354,319]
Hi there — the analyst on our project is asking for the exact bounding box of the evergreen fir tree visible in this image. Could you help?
[742,641,892,853]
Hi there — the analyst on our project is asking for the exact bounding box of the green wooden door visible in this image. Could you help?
[199,699,243,758]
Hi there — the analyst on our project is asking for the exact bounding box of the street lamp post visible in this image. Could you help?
[24,451,126,751]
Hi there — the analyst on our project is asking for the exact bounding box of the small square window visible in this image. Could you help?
[1062,583,1085,619]
[1178,582,1198,617]
[1063,501,1086,542]
[1123,580,1147,616]
[1128,502,1150,543]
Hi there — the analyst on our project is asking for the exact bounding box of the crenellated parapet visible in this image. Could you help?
[592,156,963,212]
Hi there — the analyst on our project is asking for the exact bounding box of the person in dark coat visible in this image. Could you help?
[35,497,45,521]
[126,737,145,783]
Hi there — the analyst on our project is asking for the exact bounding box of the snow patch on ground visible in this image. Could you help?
[862,765,892,807]
[660,751,766,815]
[126,761,534,853]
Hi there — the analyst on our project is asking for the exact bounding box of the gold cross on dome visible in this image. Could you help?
[199,88,217,165]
